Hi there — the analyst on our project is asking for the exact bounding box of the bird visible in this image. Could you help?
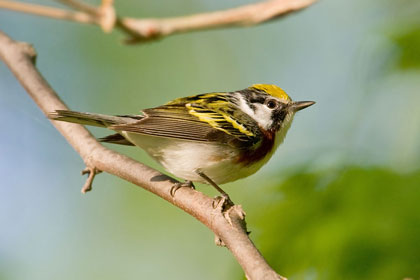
[49,84,314,201]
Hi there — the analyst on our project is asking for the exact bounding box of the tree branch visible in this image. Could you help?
[0,0,96,24]
[0,30,286,280]
[0,0,316,44]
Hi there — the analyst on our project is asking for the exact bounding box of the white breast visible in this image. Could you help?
[121,132,271,184]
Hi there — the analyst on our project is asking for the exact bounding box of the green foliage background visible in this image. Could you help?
[254,167,420,279]
[0,0,419,279]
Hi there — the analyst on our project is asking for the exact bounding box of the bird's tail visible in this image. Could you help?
[48,110,141,127]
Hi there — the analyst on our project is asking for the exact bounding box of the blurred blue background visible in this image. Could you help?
[1,0,419,279]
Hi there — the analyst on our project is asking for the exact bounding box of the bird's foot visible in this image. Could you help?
[213,195,246,227]
[195,170,234,209]
[212,193,234,210]
[170,180,195,197]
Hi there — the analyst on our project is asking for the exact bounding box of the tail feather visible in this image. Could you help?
[48,110,141,127]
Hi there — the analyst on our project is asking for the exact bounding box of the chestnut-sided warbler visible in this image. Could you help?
[49,84,314,199]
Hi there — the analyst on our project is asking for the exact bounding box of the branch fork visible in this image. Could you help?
[0,0,316,44]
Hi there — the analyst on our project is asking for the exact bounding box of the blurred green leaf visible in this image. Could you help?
[391,25,420,70]
[253,167,420,280]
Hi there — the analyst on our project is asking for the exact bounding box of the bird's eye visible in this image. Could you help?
[266,99,278,109]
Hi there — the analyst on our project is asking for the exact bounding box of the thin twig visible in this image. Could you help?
[97,0,116,32]
[0,0,97,24]
[0,30,286,280]
[0,0,316,44]
[57,0,116,32]
[81,167,101,193]
[56,0,98,15]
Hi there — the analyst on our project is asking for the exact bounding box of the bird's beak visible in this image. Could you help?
[290,101,316,112]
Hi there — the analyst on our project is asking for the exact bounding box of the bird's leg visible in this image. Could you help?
[170,180,196,197]
[195,170,233,208]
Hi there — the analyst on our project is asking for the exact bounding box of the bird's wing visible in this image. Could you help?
[109,93,261,148]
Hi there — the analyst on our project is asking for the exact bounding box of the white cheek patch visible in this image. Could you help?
[236,92,273,129]
[252,104,273,129]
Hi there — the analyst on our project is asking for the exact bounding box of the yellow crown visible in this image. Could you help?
[250,84,291,101]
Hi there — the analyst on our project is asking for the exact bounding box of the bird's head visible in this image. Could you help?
[236,84,315,132]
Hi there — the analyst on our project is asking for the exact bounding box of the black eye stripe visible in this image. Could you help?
[249,96,265,104]
[239,89,268,104]
[243,95,257,112]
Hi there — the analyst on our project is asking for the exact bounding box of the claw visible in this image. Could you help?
[195,170,234,208]
[170,180,195,197]
[212,194,233,210]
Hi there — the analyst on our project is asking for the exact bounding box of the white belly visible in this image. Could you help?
[121,132,266,184]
